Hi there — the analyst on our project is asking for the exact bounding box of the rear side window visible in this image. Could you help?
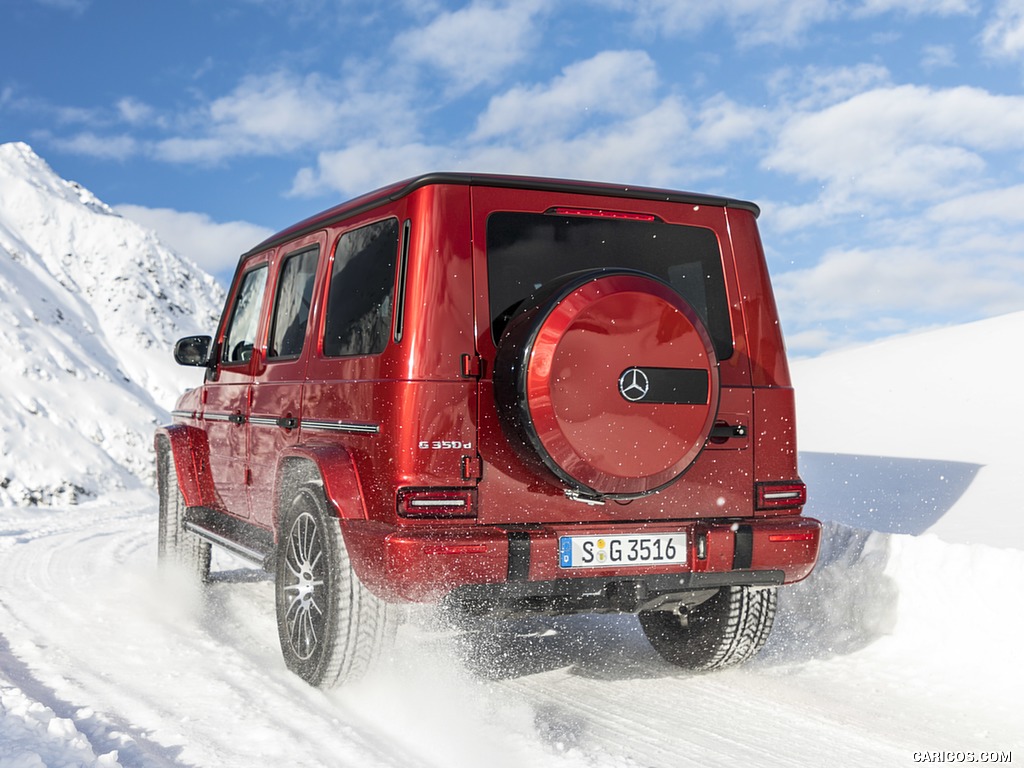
[323,219,399,357]
[486,212,733,360]
[268,247,319,359]
[221,265,268,364]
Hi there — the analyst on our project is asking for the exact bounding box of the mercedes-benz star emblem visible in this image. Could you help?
[618,367,650,402]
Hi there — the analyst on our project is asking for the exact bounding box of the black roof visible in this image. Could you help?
[245,172,760,257]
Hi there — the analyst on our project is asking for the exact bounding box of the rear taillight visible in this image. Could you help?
[768,531,817,543]
[397,488,477,518]
[756,481,807,511]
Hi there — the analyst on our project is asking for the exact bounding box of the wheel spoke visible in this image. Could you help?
[280,507,327,661]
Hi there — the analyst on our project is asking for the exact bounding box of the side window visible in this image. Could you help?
[268,247,319,359]
[323,219,399,357]
[221,265,268,364]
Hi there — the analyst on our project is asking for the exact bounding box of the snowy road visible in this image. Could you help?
[1,491,1020,768]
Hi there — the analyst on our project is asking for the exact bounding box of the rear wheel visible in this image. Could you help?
[274,484,394,688]
[639,586,777,670]
[156,443,211,581]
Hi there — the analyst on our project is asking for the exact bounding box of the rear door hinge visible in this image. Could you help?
[461,353,483,379]
[461,454,483,481]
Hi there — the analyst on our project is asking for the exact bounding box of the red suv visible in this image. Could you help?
[156,174,820,687]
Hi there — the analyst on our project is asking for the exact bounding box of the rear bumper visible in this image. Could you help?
[342,516,821,605]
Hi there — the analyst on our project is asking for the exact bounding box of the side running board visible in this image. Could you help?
[183,507,276,571]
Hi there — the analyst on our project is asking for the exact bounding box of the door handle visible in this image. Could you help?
[276,416,298,430]
[710,422,746,439]
[228,413,246,425]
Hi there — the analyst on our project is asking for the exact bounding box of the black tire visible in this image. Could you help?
[274,484,394,688]
[156,443,211,581]
[639,586,777,671]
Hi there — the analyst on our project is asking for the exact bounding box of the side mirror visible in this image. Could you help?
[174,335,214,367]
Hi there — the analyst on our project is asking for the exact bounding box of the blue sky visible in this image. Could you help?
[3,0,1024,356]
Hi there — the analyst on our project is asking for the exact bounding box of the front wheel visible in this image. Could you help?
[639,586,777,671]
[156,443,211,581]
[274,484,394,688]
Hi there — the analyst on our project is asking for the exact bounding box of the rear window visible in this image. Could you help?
[486,212,733,360]
[323,219,399,357]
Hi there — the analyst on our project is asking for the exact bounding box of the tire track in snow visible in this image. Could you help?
[0,498,441,768]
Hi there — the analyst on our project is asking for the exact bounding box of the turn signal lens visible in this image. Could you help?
[755,481,807,510]
[398,488,477,518]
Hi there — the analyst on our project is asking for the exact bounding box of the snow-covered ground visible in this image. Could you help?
[2,314,1022,767]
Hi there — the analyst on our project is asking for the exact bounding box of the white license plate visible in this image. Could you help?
[558,533,687,569]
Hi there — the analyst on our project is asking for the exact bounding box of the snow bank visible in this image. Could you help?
[793,311,1024,550]
[0,686,122,768]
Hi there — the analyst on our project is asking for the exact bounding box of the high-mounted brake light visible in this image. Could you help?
[397,488,477,518]
[755,481,807,511]
[549,207,657,222]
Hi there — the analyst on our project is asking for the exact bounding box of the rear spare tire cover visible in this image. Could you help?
[494,270,720,498]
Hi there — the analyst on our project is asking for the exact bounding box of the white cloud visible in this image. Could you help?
[151,73,341,163]
[289,140,448,198]
[471,51,660,141]
[769,175,1024,354]
[612,0,977,48]
[695,94,768,151]
[50,132,139,160]
[773,243,1024,332]
[393,0,547,92]
[768,64,893,108]
[151,71,413,165]
[115,204,274,277]
[288,46,771,200]
[289,88,745,200]
[467,97,705,185]
[981,0,1024,60]
[622,0,839,46]
[32,0,89,11]
[927,184,1024,224]
[207,72,340,148]
[854,0,977,16]
[116,97,158,126]
[766,84,1024,229]
[921,44,957,70]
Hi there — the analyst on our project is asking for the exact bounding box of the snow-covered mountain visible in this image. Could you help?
[0,142,225,506]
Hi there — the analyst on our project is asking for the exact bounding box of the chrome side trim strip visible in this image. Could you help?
[202,412,235,423]
[248,416,279,427]
[302,419,380,434]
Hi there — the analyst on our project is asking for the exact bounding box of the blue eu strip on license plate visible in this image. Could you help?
[558,533,687,569]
